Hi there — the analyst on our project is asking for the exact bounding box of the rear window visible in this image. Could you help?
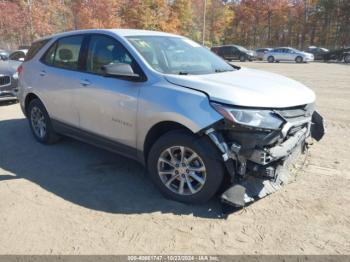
[25,39,50,61]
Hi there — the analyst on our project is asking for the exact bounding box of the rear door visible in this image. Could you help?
[35,35,85,126]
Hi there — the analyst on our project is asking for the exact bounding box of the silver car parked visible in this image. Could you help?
[264,47,314,63]
[18,29,324,207]
[0,49,28,101]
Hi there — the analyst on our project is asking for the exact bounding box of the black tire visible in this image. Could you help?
[295,56,303,63]
[28,98,61,144]
[267,56,275,63]
[239,55,247,62]
[344,54,350,64]
[147,130,225,204]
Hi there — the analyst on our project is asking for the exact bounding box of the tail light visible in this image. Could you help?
[17,65,23,74]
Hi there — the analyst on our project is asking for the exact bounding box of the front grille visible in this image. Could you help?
[277,104,314,119]
[277,104,314,136]
[0,76,11,87]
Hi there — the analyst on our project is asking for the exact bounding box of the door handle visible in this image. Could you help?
[80,79,91,86]
[39,70,46,76]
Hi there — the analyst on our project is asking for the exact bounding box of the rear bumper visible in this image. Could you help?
[0,90,17,100]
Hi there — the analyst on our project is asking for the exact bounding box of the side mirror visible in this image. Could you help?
[102,63,140,79]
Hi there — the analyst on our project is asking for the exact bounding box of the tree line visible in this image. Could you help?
[0,0,349,50]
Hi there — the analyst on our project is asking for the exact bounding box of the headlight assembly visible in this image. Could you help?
[211,102,284,130]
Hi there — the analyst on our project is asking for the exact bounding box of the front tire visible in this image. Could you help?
[295,56,303,63]
[28,99,61,144]
[239,55,247,62]
[147,130,224,204]
[344,54,350,64]
[267,56,275,63]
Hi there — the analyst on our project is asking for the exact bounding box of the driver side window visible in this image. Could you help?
[86,35,132,75]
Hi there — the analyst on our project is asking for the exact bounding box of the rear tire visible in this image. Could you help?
[147,130,224,204]
[267,56,275,63]
[295,56,303,63]
[28,99,61,144]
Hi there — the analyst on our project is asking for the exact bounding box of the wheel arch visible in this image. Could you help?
[24,93,40,116]
[143,121,194,164]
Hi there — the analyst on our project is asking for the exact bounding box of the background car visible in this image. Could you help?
[9,49,28,62]
[255,48,272,60]
[0,49,27,101]
[324,47,350,63]
[211,44,256,62]
[305,46,329,60]
[0,49,10,61]
[264,47,314,63]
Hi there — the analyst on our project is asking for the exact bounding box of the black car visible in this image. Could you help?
[211,45,256,62]
[324,47,350,63]
[305,46,329,60]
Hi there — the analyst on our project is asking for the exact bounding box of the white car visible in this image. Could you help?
[264,47,314,63]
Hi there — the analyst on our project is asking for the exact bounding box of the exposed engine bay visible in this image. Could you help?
[204,103,325,208]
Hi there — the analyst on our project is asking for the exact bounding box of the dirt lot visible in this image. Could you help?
[0,62,349,255]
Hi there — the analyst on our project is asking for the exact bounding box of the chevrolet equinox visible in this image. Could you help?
[18,29,324,207]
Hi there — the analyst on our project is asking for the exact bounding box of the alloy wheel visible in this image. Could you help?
[30,106,47,138]
[157,146,207,196]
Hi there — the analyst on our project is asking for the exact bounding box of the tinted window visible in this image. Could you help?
[86,35,133,75]
[53,35,83,70]
[9,51,26,61]
[25,39,50,61]
[221,46,233,55]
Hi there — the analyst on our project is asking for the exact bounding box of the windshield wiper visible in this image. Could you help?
[214,69,233,73]
[178,71,190,75]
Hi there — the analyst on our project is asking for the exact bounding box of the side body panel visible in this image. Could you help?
[76,73,141,148]
[136,78,222,161]
[34,63,82,126]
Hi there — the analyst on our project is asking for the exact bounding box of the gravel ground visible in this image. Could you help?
[0,62,349,254]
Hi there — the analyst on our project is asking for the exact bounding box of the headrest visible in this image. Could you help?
[59,49,73,61]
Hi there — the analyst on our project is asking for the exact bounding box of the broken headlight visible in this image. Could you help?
[211,102,284,130]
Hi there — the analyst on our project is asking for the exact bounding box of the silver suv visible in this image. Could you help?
[18,29,324,207]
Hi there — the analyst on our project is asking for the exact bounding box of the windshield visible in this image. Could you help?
[236,45,248,52]
[126,36,234,75]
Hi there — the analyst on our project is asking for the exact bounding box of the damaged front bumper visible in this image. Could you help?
[205,108,325,208]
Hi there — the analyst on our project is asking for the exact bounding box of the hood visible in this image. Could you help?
[165,67,315,108]
[0,61,20,76]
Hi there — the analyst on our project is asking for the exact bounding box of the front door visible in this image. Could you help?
[76,34,145,149]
